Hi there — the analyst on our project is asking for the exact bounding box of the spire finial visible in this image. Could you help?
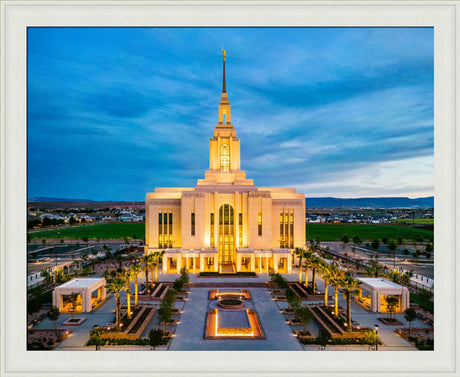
[221,48,226,93]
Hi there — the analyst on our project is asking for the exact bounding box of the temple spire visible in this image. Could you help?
[221,48,226,93]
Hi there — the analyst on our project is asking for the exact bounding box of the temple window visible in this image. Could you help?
[220,144,230,171]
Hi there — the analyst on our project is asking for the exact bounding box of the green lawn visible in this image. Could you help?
[29,221,434,243]
[395,218,434,225]
[29,222,145,240]
[306,223,433,242]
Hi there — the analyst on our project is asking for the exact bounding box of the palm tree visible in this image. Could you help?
[318,262,332,307]
[340,275,362,331]
[293,248,305,283]
[105,277,127,330]
[310,255,321,293]
[140,254,153,293]
[121,267,133,319]
[130,263,141,308]
[40,269,52,285]
[152,250,165,283]
[328,263,343,317]
[303,249,314,287]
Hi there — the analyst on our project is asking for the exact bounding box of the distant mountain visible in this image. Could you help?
[29,197,95,203]
[305,197,434,209]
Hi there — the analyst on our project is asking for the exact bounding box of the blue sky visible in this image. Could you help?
[28,27,433,201]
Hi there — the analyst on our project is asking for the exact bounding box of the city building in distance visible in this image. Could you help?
[145,50,305,274]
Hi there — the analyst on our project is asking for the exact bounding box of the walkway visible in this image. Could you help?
[169,287,302,350]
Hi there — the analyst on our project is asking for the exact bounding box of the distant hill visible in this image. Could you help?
[29,197,95,203]
[306,197,434,209]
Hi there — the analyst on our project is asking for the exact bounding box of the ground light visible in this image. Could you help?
[374,324,380,351]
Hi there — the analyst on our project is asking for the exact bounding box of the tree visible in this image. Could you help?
[89,327,104,350]
[47,306,60,335]
[69,292,79,320]
[316,329,331,350]
[294,306,313,334]
[91,248,98,258]
[40,269,52,285]
[352,235,361,245]
[385,296,399,320]
[82,236,89,245]
[158,305,173,332]
[152,250,165,284]
[69,216,77,224]
[130,263,141,308]
[303,249,314,286]
[121,267,134,319]
[425,242,433,253]
[401,270,413,286]
[404,307,417,335]
[364,329,379,349]
[81,251,89,264]
[105,277,127,330]
[141,254,153,293]
[310,256,321,293]
[328,263,343,317]
[293,248,305,283]
[285,287,300,310]
[382,237,388,245]
[340,275,362,331]
[319,262,332,307]
[148,328,164,350]
[341,235,350,249]
[387,240,398,266]
[372,239,380,251]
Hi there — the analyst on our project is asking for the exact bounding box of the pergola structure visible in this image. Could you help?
[357,277,410,313]
[52,277,106,313]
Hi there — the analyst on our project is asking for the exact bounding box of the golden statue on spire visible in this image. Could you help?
[221,47,226,61]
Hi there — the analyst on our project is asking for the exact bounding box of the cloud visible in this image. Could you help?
[27,27,434,200]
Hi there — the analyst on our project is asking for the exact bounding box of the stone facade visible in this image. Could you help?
[145,52,305,274]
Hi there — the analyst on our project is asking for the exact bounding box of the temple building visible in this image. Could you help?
[145,51,305,274]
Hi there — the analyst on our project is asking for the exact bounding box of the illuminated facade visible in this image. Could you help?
[145,51,305,274]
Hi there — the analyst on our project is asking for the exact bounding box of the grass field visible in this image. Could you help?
[29,223,145,240]
[306,223,433,242]
[30,222,434,243]
[395,218,434,225]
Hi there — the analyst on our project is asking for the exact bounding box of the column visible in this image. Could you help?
[273,254,278,273]
[186,256,189,270]
[200,254,205,273]
[250,254,255,272]
[213,256,218,272]
[177,255,182,272]
[236,255,242,271]
[287,253,292,274]
[265,256,268,273]
[101,285,106,300]
[84,290,91,313]
[163,257,168,273]
[193,256,196,274]
[259,256,262,273]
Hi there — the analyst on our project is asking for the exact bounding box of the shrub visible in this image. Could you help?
[149,328,164,350]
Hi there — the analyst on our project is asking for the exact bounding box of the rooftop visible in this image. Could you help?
[357,277,403,289]
[57,277,104,289]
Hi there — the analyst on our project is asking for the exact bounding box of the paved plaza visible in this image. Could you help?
[169,287,302,350]
[30,272,431,351]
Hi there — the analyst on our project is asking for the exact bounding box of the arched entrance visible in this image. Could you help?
[218,204,234,268]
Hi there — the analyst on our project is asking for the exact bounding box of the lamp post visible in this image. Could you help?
[374,324,380,351]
